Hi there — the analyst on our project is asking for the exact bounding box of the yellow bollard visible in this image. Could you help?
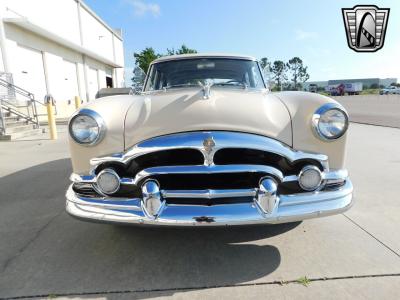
[74,96,81,110]
[45,95,57,140]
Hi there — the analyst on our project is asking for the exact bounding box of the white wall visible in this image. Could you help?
[80,8,114,62]
[3,0,124,70]
[4,0,82,45]
[1,0,125,119]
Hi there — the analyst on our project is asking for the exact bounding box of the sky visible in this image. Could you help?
[83,0,400,85]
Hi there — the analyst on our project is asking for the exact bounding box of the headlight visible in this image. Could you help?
[69,109,106,145]
[312,103,349,140]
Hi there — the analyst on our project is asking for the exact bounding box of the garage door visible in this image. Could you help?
[88,67,99,101]
[62,60,79,103]
[12,45,47,103]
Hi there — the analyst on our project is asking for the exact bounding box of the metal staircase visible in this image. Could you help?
[0,73,44,140]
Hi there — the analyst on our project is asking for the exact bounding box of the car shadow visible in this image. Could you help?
[0,159,300,299]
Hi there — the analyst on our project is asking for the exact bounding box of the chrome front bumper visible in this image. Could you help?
[66,131,353,226]
[66,178,353,226]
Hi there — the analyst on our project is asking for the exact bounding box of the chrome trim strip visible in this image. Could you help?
[281,169,348,185]
[282,175,298,183]
[132,164,284,185]
[89,131,329,171]
[152,54,258,64]
[66,187,142,211]
[161,189,257,199]
[279,180,353,207]
[70,168,348,187]
[324,169,348,181]
[70,173,96,183]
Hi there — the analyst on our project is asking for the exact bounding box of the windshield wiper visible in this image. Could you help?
[163,83,201,90]
[213,82,248,89]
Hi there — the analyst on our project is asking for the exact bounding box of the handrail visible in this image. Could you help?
[1,103,36,122]
[0,78,33,100]
[0,104,5,135]
[0,78,41,134]
[0,77,60,136]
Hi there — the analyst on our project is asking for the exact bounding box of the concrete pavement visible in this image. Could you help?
[0,121,400,298]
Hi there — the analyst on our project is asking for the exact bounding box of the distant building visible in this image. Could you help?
[328,78,397,89]
[379,78,398,87]
[0,0,125,118]
[304,78,397,91]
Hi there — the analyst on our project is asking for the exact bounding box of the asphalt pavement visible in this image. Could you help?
[334,94,400,128]
[0,97,399,299]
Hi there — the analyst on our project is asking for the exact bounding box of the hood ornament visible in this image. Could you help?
[202,135,216,166]
[198,80,213,99]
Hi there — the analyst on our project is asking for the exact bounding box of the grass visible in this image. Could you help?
[360,88,380,95]
[296,276,311,287]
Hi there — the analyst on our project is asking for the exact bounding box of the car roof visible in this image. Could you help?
[152,53,257,64]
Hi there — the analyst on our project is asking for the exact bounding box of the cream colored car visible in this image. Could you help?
[66,54,353,226]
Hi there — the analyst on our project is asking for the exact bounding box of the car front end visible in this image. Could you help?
[66,54,353,226]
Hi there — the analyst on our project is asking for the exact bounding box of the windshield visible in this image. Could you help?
[144,58,265,91]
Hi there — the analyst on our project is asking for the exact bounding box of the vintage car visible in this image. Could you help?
[66,54,353,226]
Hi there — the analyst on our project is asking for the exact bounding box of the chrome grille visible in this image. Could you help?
[82,132,329,203]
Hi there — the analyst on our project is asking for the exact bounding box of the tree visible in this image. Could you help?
[287,57,309,90]
[166,44,197,55]
[298,66,310,88]
[133,47,160,74]
[271,60,288,91]
[259,57,271,72]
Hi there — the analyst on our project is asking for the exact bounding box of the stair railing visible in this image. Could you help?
[0,77,56,135]
[0,103,5,135]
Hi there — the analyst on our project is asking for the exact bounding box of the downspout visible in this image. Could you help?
[0,8,10,73]
[111,33,117,87]
[77,0,89,102]
[0,8,10,135]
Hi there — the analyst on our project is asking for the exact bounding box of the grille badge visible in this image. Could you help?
[203,135,216,166]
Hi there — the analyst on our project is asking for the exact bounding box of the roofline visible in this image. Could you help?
[4,18,123,68]
[77,0,122,41]
[152,53,258,64]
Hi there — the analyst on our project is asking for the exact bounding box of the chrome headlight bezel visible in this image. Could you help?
[312,103,349,141]
[69,109,106,146]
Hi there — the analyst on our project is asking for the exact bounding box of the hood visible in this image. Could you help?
[124,87,292,149]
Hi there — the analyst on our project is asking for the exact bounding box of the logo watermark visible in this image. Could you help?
[342,5,390,52]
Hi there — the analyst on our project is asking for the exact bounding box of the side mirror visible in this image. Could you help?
[132,66,146,93]
[262,67,273,90]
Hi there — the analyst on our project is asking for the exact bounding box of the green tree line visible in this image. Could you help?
[260,57,310,91]
[131,45,197,90]
[132,45,310,91]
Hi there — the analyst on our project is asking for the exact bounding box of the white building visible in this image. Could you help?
[0,0,125,118]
